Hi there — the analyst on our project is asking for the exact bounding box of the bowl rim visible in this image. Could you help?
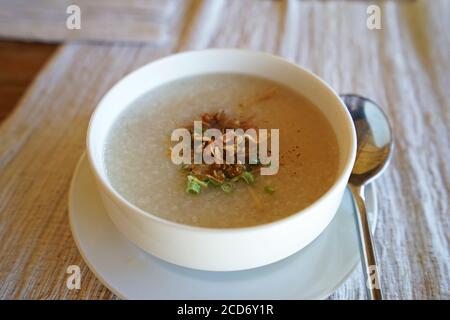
[86,48,357,234]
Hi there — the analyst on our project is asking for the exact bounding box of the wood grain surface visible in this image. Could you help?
[0,0,448,299]
[0,41,57,122]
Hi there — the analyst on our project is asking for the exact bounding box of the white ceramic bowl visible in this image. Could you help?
[86,49,356,271]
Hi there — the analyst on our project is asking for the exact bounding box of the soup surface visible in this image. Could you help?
[104,74,339,228]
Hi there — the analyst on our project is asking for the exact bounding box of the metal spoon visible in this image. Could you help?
[340,94,394,300]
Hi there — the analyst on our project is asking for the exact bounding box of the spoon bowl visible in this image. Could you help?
[341,94,394,185]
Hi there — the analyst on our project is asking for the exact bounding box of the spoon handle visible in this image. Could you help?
[349,184,383,300]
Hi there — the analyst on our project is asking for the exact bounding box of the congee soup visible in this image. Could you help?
[104,74,339,228]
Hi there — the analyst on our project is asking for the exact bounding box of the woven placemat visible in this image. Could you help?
[0,0,449,299]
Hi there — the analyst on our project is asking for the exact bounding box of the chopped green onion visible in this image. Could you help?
[187,175,208,188]
[241,171,255,184]
[221,182,234,193]
[207,178,221,187]
[230,176,241,183]
[180,163,189,171]
[186,181,201,194]
[264,186,276,195]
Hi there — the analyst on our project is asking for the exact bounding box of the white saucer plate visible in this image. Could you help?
[69,153,377,299]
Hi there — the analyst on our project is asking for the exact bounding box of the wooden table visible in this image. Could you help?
[0,41,57,122]
[0,0,448,300]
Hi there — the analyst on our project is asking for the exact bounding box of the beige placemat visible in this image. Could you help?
[0,0,190,45]
[0,0,449,299]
